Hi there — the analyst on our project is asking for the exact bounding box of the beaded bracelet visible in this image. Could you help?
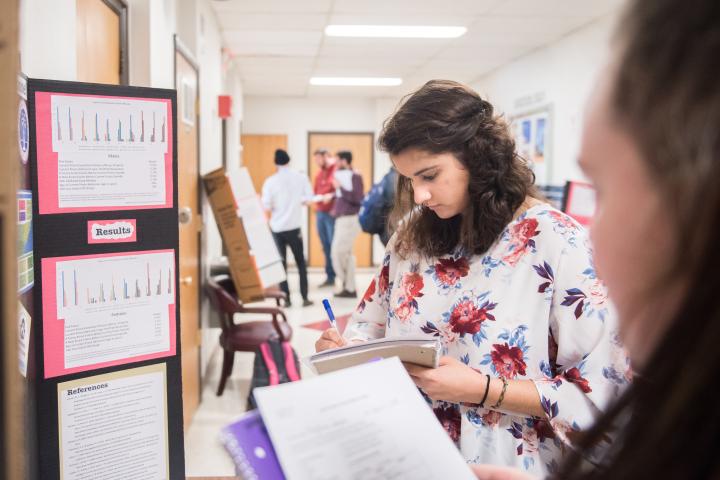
[479,374,491,408]
[491,377,509,409]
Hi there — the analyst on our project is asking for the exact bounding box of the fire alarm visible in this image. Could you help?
[218,95,232,118]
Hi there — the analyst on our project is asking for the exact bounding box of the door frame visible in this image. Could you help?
[99,0,129,85]
[173,35,203,393]
[306,131,375,267]
[1,2,23,477]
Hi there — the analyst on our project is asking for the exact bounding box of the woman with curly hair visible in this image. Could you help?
[316,79,629,476]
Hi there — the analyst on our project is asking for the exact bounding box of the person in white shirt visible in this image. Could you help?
[261,149,314,307]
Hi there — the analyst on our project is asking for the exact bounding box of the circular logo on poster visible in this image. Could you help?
[18,99,30,164]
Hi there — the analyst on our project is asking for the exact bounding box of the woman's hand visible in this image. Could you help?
[471,464,537,480]
[405,356,486,403]
[314,328,348,352]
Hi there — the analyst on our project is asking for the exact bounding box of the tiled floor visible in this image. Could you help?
[184,268,375,477]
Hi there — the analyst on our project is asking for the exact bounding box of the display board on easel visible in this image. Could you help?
[25,78,184,480]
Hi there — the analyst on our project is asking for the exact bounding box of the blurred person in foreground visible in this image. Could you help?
[473,0,720,478]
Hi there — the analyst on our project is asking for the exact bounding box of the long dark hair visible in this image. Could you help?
[558,0,720,478]
[378,80,537,259]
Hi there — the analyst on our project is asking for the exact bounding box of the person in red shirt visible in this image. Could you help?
[312,148,337,287]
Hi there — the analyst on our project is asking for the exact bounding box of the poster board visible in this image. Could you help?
[203,168,265,303]
[228,167,286,288]
[25,78,184,480]
[562,180,596,226]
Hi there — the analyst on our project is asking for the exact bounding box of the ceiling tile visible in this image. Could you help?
[209,0,627,98]
[488,0,626,18]
[235,57,315,76]
[434,44,529,62]
[319,37,448,59]
[306,85,402,97]
[332,0,497,14]
[223,30,322,45]
[210,0,333,14]
[327,13,473,26]
[242,75,310,96]
[225,44,319,56]
[216,13,328,31]
[313,57,422,77]
[459,16,593,46]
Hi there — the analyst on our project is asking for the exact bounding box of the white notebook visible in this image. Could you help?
[254,357,475,480]
[308,335,441,374]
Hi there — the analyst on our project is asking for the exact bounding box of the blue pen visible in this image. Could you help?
[322,298,341,336]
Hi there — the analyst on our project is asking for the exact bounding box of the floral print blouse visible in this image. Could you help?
[344,204,631,477]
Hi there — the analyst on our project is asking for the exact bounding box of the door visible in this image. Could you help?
[76,0,128,85]
[240,134,288,194]
[1,2,24,477]
[175,41,201,430]
[308,133,373,268]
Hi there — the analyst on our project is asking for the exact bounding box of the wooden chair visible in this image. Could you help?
[205,275,293,396]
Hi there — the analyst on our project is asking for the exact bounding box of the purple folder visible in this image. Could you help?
[220,410,286,479]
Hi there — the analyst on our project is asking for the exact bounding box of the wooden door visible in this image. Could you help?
[76,0,127,85]
[175,44,201,430]
[308,133,373,268]
[1,1,24,477]
[240,134,288,194]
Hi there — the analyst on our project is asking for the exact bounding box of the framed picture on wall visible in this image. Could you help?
[510,106,552,185]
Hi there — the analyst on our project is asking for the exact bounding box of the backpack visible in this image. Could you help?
[246,339,302,410]
[359,169,396,238]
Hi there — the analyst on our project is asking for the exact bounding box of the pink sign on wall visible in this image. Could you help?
[87,219,137,244]
[564,181,596,226]
[41,249,177,378]
[34,91,174,215]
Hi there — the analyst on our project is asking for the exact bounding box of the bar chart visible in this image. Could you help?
[56,251,174,316]
[51,95,168,151]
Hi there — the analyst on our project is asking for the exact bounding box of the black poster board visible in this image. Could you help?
[25,78,184,480]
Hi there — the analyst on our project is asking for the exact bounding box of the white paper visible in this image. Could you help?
[58,365,169,480]
[333,169,353,192]
[18,301,31,377]
[55,251,174,368]
[255,357,475,480]
[229,168,286,288]
[50,95,169,209]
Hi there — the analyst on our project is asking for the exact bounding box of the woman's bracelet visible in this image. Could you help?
[479,374,491,408]
[490,377,509,409]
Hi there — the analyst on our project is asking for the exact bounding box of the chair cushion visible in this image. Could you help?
[220,321,293,351]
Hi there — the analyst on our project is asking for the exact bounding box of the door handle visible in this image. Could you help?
[180,276,193,286]
[179,206,193,225]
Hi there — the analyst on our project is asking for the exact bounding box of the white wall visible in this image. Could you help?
[243,96,378,172]
[473,15,618,185]
[194,0,232,376]
[224,64,245,176]
[19,0,76,80]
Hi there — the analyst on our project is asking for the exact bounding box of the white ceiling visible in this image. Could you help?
[210,0,626,97]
